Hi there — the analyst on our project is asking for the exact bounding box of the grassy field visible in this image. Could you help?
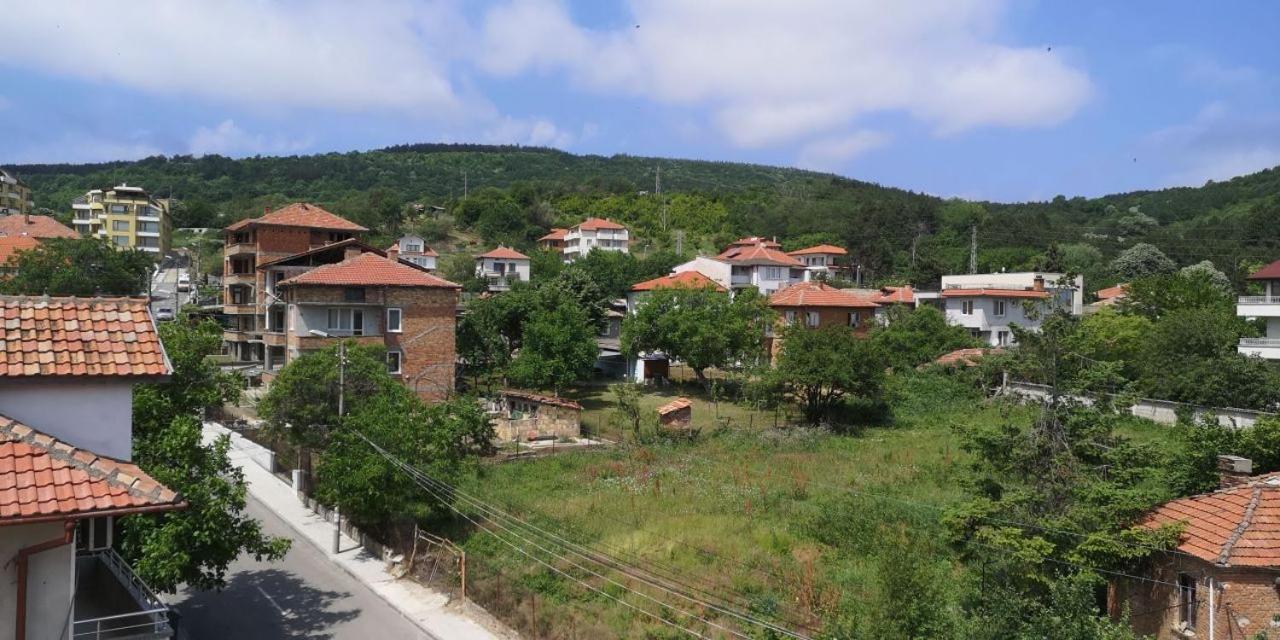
[446,373,1090,638]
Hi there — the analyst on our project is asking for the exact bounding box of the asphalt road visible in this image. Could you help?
[149,266,185,318]
[168,496,430,639]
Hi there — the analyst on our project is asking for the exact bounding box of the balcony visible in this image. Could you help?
[223,272,255,286]
[1239,337,1280,360]
[223,303,257,315]
[224,242,256,257]
[73,549,175,639]
[730,274,753,286]
[1237,296,1280,318]
[262,331,287,347]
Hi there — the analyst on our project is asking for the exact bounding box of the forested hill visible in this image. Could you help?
[13,144,1280,288]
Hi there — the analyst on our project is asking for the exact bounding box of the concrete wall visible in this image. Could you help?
[0,521,73,640]
[1005,381,1273,429]
[491,404,581,441]
[0,379,134,460]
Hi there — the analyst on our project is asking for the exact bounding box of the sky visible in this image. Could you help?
[1,0,1277,202]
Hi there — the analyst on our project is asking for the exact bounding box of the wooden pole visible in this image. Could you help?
[460,550,467,600]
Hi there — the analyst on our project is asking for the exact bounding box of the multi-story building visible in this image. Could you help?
[0,295,183,638]
[538,228,568,252]
[276,252,461,402]
[0,168,34,217]
[387,234,438,271]
[71,184,173,255]
[766,281,880,358]
[940,272,1082,346]
[563,218,629,261]
[221,203,368,363]
[786,244,848,281]
[1238,260,1280,359]
[673,238,806,296]
[474,247,531,292]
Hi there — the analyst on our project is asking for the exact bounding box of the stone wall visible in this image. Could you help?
[492,403,581,441]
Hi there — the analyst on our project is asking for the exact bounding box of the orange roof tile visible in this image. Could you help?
[0,215,78,240]
[0,415,184,525]
[716,243,803,267]
[0,296,170,379]
[631,271,726,292]
[278,252,460,288]
[787,244,848,256]
[1095,284,1128,300]
[476,246,531,260]
[501,390,582,410]
[940,288,1050,299]
[574,217,627,231]
[539,228,568,242]
[769,282,880,308]
[0,236,41,264]
[656,397,692,416]
[225,203,367,233]
[1142,474,1280,567]
[876,285,915,304]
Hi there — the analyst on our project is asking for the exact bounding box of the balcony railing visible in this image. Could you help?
[1238,296,1280,305]
[73,549,174,639]
[1239,338,1280,347]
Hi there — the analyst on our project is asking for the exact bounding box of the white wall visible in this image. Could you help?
[747,266,803,295]
[474,258,530,282]
[941,272,1084,314]
[0,380,134,460]
[943,296,1045,346]
[672,258,731,290]
[0,521,73,640]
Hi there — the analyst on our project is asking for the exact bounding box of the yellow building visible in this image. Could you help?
[72,183,172,256]
[0,168,35,217]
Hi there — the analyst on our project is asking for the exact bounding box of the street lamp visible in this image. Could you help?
[308,329,346,554]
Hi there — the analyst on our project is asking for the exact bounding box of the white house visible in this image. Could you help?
[0,296,183,639]
[474,246,531,291]
[1238,260,1280,360]
[940,272,1082,346]
[563,218,629,261]
[673,238,805,296]
[624,271,727,382]
[388,234,438,271]
[786,244,848,281]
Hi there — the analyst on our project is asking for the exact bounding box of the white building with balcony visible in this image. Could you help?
[388,234,438,271]
[786,244,848,281]
[672,238,805,296]
[1238,261,1280,360]
[563,218,629,262]
[474,246,531,292]
[940,272,1083,346]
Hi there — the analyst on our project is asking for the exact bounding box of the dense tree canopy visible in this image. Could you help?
[622,287,771,385]
[1,238,153,296]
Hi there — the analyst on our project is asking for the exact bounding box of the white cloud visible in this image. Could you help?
[477,0,1092,148]
[188,120,313,157]
[1147,103,1280,186]
[482,116,575,148]
[797,130,892,170]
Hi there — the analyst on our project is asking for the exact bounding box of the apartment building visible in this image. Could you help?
[0,168,34,217]
[71,184,173,255]
[474,246,531,292]
[673,238,806,296]
[563,218,629,261]
[276,253,461,402]
[940,272,1082,346]
[0,296,183,638]
[387,234,438,271]
[786,244,848,281]
[1237,260,1280,360]
[222,203,368,363]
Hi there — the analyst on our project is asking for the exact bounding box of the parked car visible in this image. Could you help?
[177,273,191,292]
[155,307,175,322]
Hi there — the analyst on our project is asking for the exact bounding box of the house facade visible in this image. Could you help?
[672,238,805,296]
[0,168,34,217]
[563,218,629,261]
[940,272,1082,347]
[1237,260,1280,360]
[538,228,568,252]
[71,184,173,255]
[387,234,438,271]
[474,247,531,292]
[766,281,879,357]
[786,244,848,281]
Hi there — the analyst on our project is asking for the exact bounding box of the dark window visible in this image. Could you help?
[344,288,365,302]
[1178,573,1197,627]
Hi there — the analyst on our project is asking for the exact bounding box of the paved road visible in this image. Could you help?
[149,266,185,318]
[168,496,430,639]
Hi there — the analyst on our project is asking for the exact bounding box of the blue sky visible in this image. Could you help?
[1,1,1277,202]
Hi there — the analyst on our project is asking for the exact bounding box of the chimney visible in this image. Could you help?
[1219,455,1253,488]
[264,206,271,216]
[387,243,399,261]
[344,245,363,261]
[1033,276,1045,292]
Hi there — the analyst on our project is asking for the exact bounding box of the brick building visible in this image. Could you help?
[1113,456,1280,639]
[766,281,880,358]
[487,390,582,442]
[276,252,461,402]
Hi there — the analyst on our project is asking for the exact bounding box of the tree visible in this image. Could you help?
[122,320,289,592]
[507,291,599,394]
[1121,271,1233,320]
[622,286,770,386]
[769,324,887,426]
[1,237,153,296]
[1179,259,1232,294]
[1137,307,1280,409]
[457,289,534,387]
[1109,242,1175,280]
[870,305,979,370]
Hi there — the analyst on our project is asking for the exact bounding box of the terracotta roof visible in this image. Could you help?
[787,244,848,257]
[769,282,880,308]
[539,228,568,242]
[1095,284,1128,300]
[932,348,998,368]
[574,218,627,231]
[256,238,383,269]
[225,203,367,233]
[1141,474,1280,567]
[1248,260,1280,280]
[0,215,78,240]
[278,252,460,288]
[1,296,170,378]
[631,271,726,292]
[656,397,692,416]
[0,415,184,525]
[501,390,582,410]
[876,285,915,304]
[727,237,781,249]
[0,236,41,264]
[476,246,530,260]
[940,288,1050,299]
[716,243,803,267]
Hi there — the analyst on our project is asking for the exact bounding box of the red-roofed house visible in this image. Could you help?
[673,238,806,295]
[1238,261,1280,360]
[538,228,568,252]
[940,272,1083,347]
[1113,457,1280,639]
[474,246,531,292]
[564,218,629,261]
[387,234,438,271]
[626,270,725,312]
[0,295,183,637]
[277,253,461,401]
[0,235,41,277]
[787,244,848,281]
[0,213,78,240]
[766,282,880,357]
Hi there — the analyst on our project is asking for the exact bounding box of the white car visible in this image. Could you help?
[155,308,175,322]
[177,274,191,292]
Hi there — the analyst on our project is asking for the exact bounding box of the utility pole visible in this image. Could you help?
[462,170,468,200]
[655,163,668,232]
[969,223,978,274]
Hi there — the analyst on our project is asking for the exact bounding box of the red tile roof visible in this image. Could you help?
[257,238,383,269]
[278,252,460,288]
[539,228,568,242]
[476,246,531,260]
[225,203,367,233]
[630,271,726,292]
[787,244,847,256]
[1,296,170,379]
[1141,474,1280,567]
[941,288,1050,299]
[1095,284,1128,300]
[574,217,627,231]
[727,237,781,249]
[0,215,78,239]
[501,390,582,411]
[0,415,184,524]
[770,282,880,308]
[716,243,803,267]
[876,285,915,304]
[1248,260,1280,280]
[0,236,41,264]
[656,397,692,416]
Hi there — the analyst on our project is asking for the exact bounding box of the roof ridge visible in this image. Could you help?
[1218,484,1263,566]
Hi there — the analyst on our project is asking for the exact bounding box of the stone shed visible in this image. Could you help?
[488,390,583,442]
[657,397,693,429]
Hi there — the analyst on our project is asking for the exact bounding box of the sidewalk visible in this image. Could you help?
[203,422,512,640]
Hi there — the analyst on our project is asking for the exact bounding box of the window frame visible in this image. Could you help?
[386,350,403,375]
[386,307,403,333]
[993,300,1006,317]
[961,300,974,315]
[805,311,820,328]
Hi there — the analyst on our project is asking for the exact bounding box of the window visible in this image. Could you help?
[136,237,159,248]
[848,312,860,328]
[1177,573,1197,628]
[112,235,130,247]
[343,288,365,302]
[993,300,1006,317]
[112,220,130,231]
[138,221,160,232]
[764,267,784,280]
[76,516,113,551]
[109,204,127,213]
[386,308,402,333]
[404,243,422,253]
[996,330,1009,346]
[326,308,365,335]
[784,310,797,325]
[806,311,820,328]
[961,300,974,315]
[386,350,402,375]
[328,232,348,243]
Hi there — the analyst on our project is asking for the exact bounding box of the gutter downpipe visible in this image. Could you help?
[1207,575,1215,640]
[14,520,76,640]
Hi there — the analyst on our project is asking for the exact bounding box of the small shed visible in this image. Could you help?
[656,397,693,429]
[489,390,583,442]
